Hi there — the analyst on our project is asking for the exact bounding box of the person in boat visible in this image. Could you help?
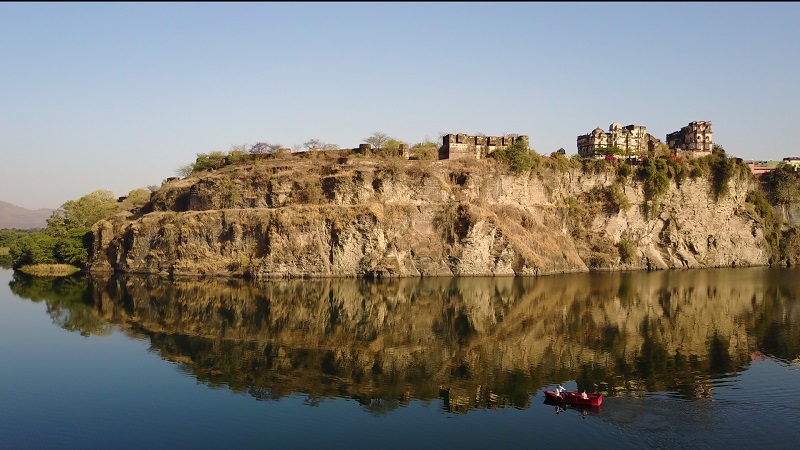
[556,385,565,397]
[581,390,588,400]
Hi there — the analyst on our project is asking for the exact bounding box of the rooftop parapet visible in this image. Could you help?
[441,133,529,160]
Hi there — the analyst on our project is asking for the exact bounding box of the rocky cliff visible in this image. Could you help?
[89,153,770,278]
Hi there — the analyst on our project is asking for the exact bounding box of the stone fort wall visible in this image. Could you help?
[439,133,530,160]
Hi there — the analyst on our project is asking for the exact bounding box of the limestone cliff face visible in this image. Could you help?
[89,156,769,278]
[777,203,800,228]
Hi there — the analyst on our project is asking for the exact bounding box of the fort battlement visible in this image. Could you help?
[440,133,529,160]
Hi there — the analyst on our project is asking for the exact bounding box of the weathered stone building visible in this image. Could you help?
[666,121,713,159]
[576,123,660,158]
[439,133,529,160]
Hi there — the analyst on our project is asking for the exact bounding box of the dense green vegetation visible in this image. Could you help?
[0,250,11,270]
[761,164,800,205]
[752,163,800,266]
[487,139,534,173]
[410,140,439,160]
[0,229,32,248]
[617,239,636,264]
[8,189,152,273]
[746,190,781,263]
[631,145,749,203]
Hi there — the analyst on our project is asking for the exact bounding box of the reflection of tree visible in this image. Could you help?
[433,307,475,346]
[0,254,12,270]
[501,371,534,409]
[708,333,733,376]
[9,272,111,336]
[636,319,670,391]
[70,268,800,411]
[357,397,401,416]
[247,387,282,401]
[751,284,800,362]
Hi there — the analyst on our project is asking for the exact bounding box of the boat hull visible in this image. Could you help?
[544,390,602,407]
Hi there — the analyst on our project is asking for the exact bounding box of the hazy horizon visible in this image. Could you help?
[2,2,798,210]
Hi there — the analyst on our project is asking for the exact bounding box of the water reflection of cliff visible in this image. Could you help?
[10,268,800,413]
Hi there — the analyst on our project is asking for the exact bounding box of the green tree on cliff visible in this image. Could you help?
[489,139,533,173]
[762,164,800,205]
[45,190,119,238]
[176,164,194,177]
[596,147,624,157]
[365,132,391,149]
[10,189,131,272]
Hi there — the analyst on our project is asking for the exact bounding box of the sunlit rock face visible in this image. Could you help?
[77,268,799,411]
[777,202,800,227]
[89,157,768,278]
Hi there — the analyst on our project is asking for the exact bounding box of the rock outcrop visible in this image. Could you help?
[89,154,769,278]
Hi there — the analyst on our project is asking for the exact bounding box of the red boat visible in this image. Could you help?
[543,390,602,407]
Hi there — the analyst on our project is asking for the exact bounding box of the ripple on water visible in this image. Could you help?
[593,358,800,449]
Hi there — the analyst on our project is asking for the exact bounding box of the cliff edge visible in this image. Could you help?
[89,153,769,278]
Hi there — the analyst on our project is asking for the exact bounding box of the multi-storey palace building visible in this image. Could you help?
[576,123,661,158]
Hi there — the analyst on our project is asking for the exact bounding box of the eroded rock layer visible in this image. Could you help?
[89,156,769,278]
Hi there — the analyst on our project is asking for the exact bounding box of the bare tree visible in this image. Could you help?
[250,142,270,154]
[251,142,284,154]
[175,164,194,177]
[364,132,391,149]
[304,139,323,151]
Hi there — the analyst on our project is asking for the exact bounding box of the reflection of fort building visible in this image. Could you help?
[666,121,713,159]
[439,133,529,160]
[576,123,660,158]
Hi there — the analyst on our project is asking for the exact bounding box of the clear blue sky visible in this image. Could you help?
[2,2,798,210]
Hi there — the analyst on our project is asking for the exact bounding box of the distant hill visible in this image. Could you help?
[0,201,53,230]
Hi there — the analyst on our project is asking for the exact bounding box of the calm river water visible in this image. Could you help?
[1,266,798,449]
